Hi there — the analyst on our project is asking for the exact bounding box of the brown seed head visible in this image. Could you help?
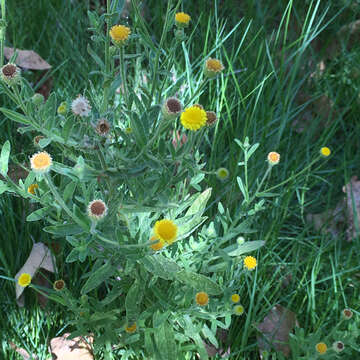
[206,111,217,126]
[96,118,111,136]
[2,64,17,77]
[87,199,108,220]
[53,279,65,291]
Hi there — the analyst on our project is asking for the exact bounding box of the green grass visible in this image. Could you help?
[1,0,359,359]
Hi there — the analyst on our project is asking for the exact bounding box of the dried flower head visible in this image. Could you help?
[320,147,331,157]
[206,111,217,126]
[71,95,91,117]
[18,273,31,287]
[33,135,45,147]
[149,235,165,251]
[233,304,244,315]
[204,58,224,78]
[87,199,108,221]
[162,97,182,120]
[315,342,327,355]
[180,106,207,131]
[1,63,21,86]
[30,151,52,173]
[192,103,204,110]
[110,25,131,45]
[27,183,39,195]
[96,118,111,136]
[216,167,229,181]
[175,12,191,28]
[267,152,280,165]
[57,101,67,115]
[125,323,137,333]
[343,308,353,320]
[53,279,65,291]
[195,292,209,306]
[243,256,257,270]
[153,219,177,244]
[332,341,344,353]
[230,294,240,303]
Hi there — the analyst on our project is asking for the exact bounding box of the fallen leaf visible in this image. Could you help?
[256,304,297,358]
[9,341,38,360]
[4,47,51,70]
[203,328,230,358]
[49,333,94,360]
[342,176,360,241]
[32,270,52,308]
[15,242,56,307]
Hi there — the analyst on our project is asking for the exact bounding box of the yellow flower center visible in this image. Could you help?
[180,106,207,131]
[315,342,327,355]
[268,152,280,164]
[30,151,52,173]
[110,25,131,42]
[125,323,137,333]
[175,12,191,24]
[150,236,164,251]
[320,147,331,157]
[18,273,32,287]
[231,294,240,303]
[27,183,39,195]
[244,256,257,270]
[195,292,209,306]
[154,219,178,244]
[206,58,224,72]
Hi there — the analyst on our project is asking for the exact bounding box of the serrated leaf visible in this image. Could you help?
[81,261,115,294]
[226,240,265,256]
[0,140,10,177]
[26,206,50,221]
[176,270,222,295]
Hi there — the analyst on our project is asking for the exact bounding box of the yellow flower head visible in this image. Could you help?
[18,273,31,287]
[230,294,240,303]
[216,167,229,181]
[233,304,244,315]
[320,147,331,157]
[149,235,165,251]
[125,323,137,333]
[175,12,191,28]
[57,101,67,115]
[267,152,280,165]
[244,256,257,270]
[315,342,327,355]
[204,58,224,78]
[30,151,52,173]
[195,291,209,306]
[180,106,207,131]
[153,219,177,244]
[27,183,39,195]
[110,25,131,45]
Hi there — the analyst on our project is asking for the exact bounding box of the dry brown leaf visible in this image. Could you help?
[49,333,94,360]
[9,341,38,360]
[204,329,230,358]
[257,304,297,358]
[4,47,51,70]
[15,242,56,307]
[342,175,360,241]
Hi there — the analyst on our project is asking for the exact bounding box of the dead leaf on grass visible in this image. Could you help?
[15,242,56,307]
[9,341,38,360]
[342,175,360,241]
[204,328,230,358]
[257,304,298,358]
[49,333,94,360]
[4,47,51,70]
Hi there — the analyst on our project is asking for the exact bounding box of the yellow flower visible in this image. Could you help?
[149,236,165,251]
[243,256,257,270]
[320,147,331,157]
[18,273,31,287]
[175,12,191,28]
[267,152,280,165]
[125,127,132,134]
[230,294,240,303]
[233,304,244,315]
[110,25,131,45]
[153,219,178,244]
[125,323,137,333]
[57,101,67,115]
[315,342,327,355]
[204,58,224,78]
[195,292,209,306]
[27,183,39,195]
[216,167,229,181]
[180,106,207,131]
[30,151,52,173]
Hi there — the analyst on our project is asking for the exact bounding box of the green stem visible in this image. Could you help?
[102,0,111,113]
[0,0,6,68]
[119,46,129,108]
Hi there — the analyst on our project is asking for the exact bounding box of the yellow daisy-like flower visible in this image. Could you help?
[30,151,52,173]
[233,304,244,315]
[195,291,209,306]
[110,25,131,45]
[315,342,327,355]
[320,147,331,157]
[216,167,229,181]
[267,151,280,165]
[149,236,165,251]
[175,12,191,28]
[180,106,207,131]
[230,294,240,303]
[27,183,39,195]
[204,58,224,78]
[243,256,257,270]
[125,323,137,333]
[18,273,31,287]
[153,219,178,244]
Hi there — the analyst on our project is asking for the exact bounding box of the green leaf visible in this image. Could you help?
[38,137,52,148]
[140,255,181,280]
[176,270,222,295]
[185,188,212,217]
[183,315,208,360]
[125,279,142,321]
[81,261,116,294]
[26,207,50,221]
[0,108,30,125]
[65,248,80,263]
[0,180,11,195]
[63,181,77,203]
[155,322,178,360]
[0,140,10,177]
[226,240,265,256]
[43,223,84,236]
[100,282,123,306]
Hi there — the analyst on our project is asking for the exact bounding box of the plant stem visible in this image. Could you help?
[0,0,6,67]
[102,0,111,113]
